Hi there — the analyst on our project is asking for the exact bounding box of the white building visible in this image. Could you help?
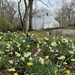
[32,9,59,30]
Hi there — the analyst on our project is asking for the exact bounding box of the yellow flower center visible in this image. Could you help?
[14,73,18,75]
[27,62,33,66]
[45,55,49,59]
[65,70,70,74]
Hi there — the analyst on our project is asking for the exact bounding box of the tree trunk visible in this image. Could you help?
[18,0,24,30]
[23,8,29,34]
[68,11,71,24]
[29,0,33,31]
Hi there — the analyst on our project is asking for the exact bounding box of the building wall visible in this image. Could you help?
[32,15,59,30]
[32,16,44,29]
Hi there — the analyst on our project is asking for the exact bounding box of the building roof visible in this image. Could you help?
[33,9,51,17]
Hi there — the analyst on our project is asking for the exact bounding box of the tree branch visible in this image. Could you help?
[48,0,52,7]
[18,0,24,29]
[5,0,16,15]
[38,0,48,7]
[24,0,27,8]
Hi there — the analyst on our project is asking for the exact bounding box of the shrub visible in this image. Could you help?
[0,13,14,32]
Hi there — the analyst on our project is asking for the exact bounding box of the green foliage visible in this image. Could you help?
[0,32,75,74]
[0,13,14,32]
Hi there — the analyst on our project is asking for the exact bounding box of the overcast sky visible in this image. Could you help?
[35,0,62,17]
[12,0,71,17]
[36,0,62,9]
[12,0,62,10]
[16,0,62,16]
[12,0,71,10]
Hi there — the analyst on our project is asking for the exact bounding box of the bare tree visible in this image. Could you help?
[18,0,51,33]
[18,0,24,30]
[56,0,75,27]
[0,0,16,23]
[29,0,34,31]
[23,0,30,33]
[18,0,34,33]
[5,0,16,23]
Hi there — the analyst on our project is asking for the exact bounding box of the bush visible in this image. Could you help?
[0,13,14,32]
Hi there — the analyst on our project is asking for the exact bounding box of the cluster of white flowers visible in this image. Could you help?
[43,42,47,45]
[71,59,75,61]
[17,44,21,47]
[7,68,16,72]
[8,60,14,64]
[44,37,49,40]
[51,41,57,47]
[72,44,75,51]
[20,57,25,61]
[39,57,44,64]
[27,45,30,48]
[58,41,61,45]
[62,38,68,43]
[63,62,67,65]
[15,52,21,57]
[22,40,26,42]
[29,57,33,61]
[24,52,31,58]
[1,32,75,75]
[68,51,74,54]
[58,55,65,60]
[6,44,10,48]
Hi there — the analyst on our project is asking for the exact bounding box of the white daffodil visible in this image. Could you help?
[68,51,74,54]
[24,52,31,57]
[58,55,65,60]
[39,57,44,64]
[51,42,57,47]
[15,52,21,57]
[71,59,75,62]
[29,57,33,61]
[63,62,67,65]
[8,60,13,64]
[20,57,25,61]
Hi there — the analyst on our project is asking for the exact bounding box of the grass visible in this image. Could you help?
[28,30,75,40]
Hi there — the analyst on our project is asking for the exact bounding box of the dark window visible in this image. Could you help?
[46,13,48,16]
